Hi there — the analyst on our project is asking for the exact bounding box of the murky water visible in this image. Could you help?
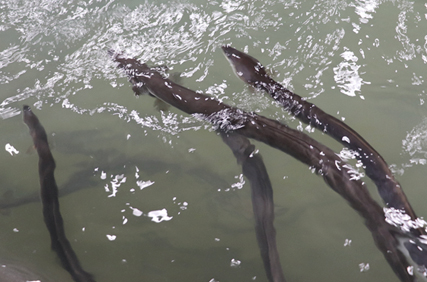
[1,0,427,281]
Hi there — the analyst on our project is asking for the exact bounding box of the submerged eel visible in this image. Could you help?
[111,52,426,281]
[221,132,285,282]
[23,105,95,282]
[221,45,421,232]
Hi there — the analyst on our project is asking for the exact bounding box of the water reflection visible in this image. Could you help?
[1,0,315,117]
[392,118,427,175]
[333,48,368,98]
[402,118,427,163]
[1,0,426,115]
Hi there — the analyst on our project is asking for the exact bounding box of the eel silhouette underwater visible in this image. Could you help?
[110,49,427,282]
[0,168,98,212]
[221,132,285,282]
[0,151,232,212]
[23,105,95,282]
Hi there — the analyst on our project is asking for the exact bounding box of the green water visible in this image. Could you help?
[1,0,427,281]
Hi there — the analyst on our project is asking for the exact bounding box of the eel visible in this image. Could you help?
[221,45,421,234]
[23,105,95,282]
[110,52,426,281]
[221,132,285,282]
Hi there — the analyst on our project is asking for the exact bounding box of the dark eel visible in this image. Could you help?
[221,45,421,234]
[110,52,427,281]
[221,132,285,282]
[23,105,95,282]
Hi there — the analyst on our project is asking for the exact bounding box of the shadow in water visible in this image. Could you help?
[0,148,232,213]
[111,51,427,281]
[0,168,98,212]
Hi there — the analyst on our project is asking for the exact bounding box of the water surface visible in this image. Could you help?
[1,0,427,281]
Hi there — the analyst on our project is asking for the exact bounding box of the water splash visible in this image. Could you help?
[333,48,370,97]
[384,207,427,233]
[147,208,173,223]
[194,107,250,132]
[351,0,379,24]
